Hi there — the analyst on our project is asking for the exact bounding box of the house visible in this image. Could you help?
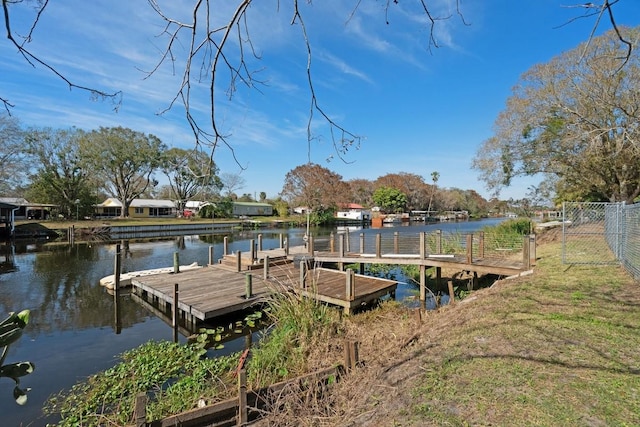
[232,201,273,217]
[95,198,177,218]
[0,197,56,220]
[335,203,372,222]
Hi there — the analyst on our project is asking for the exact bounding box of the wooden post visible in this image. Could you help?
[447,280,455,305]
[173,251,180,273]
[173,283,179,343]
[238,369,248,426]
[236,250,242,272]
[346,269,355,301]
[245,273,252,298]
[308,235,314,254]
[257,233,263,251]
[208,245,214,266]
[329,232,335,252]
[436,230,442,254]
[376,233,382,258]
[223,236,229,256]
[299,260,306,289]
[263,255,269,279]
[345,231,351,253]
[114,243,122,291]
[470,271,478,291]
[523,235,531,269]
[360,233,365,254]
[344,340,360,372]
[249,239,255,264]
[478,231,485,259]
[529,234,536,267]
[435,266,441,289]
[420,265,426,303]
[279,233,284,249]
[339,234,345,257]
[133,393,147,427]
[394,231,399,254]
[419,232,426,260]
[466,234,473,264]
[284,237,289,256]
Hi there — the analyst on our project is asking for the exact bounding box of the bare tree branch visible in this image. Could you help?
[2,0,122,113]
[560,1,632,68]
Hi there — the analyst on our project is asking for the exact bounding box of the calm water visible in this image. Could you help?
[0,218,504,426]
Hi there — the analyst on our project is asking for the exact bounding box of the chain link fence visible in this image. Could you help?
[562,201,640,280]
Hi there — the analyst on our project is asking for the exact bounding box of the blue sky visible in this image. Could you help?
[2,1,639,201]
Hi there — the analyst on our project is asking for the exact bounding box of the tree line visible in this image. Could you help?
[1,120,521,221]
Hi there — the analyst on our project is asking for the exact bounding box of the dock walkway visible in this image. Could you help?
[130,250,397,328]
[128,230,535,330]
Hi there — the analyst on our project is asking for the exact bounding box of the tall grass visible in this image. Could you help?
[247,280,343,388]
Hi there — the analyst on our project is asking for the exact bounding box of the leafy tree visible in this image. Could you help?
[473,27,640,204]
[281,163,348,212]
[24,128,94,218]
[375,173,429,211]
[161,148,222,211]
[372,187,407,214]
[199,196,233,218]
[270,197,289,217]
[79,127,166,218]
[0,114,26,195]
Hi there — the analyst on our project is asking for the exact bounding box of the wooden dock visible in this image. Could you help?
[128,230,535,329]
[130,251,398,328]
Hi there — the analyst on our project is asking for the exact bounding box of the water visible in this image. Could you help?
[0,218,503,426]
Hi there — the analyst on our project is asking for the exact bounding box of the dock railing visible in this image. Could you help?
[323,230,535,268]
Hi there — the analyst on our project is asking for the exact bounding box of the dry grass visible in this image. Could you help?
[252,229,640,426]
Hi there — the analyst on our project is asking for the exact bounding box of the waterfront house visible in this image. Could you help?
[335,203,372,222]
[0,197,56,220]
[232,201,273,217]
[95,198,177,218]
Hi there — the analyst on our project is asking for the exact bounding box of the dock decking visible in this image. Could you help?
[130,255,398,327]
[127,230,535,330]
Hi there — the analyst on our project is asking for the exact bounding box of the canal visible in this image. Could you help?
[1,218,504,426]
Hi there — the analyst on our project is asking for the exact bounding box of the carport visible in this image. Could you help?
[0,201,18,238]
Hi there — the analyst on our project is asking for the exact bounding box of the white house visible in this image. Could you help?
[335,203,372,221]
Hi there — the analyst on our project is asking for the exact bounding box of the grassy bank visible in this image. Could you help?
[311,235,640,426]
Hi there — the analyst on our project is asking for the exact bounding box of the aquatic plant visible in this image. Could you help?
[44,340,239,426]
[0,309,35,405]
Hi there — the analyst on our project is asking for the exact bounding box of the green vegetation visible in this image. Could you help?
[44,340,239,426]
[246,287,343,387]
[0,310,35,405]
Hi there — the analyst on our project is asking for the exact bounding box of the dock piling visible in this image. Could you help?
[172,283,179,342]
[245,274,253,298]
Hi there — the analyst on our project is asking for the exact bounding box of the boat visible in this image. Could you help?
[99,262,202,290]
[382,215,402,224]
